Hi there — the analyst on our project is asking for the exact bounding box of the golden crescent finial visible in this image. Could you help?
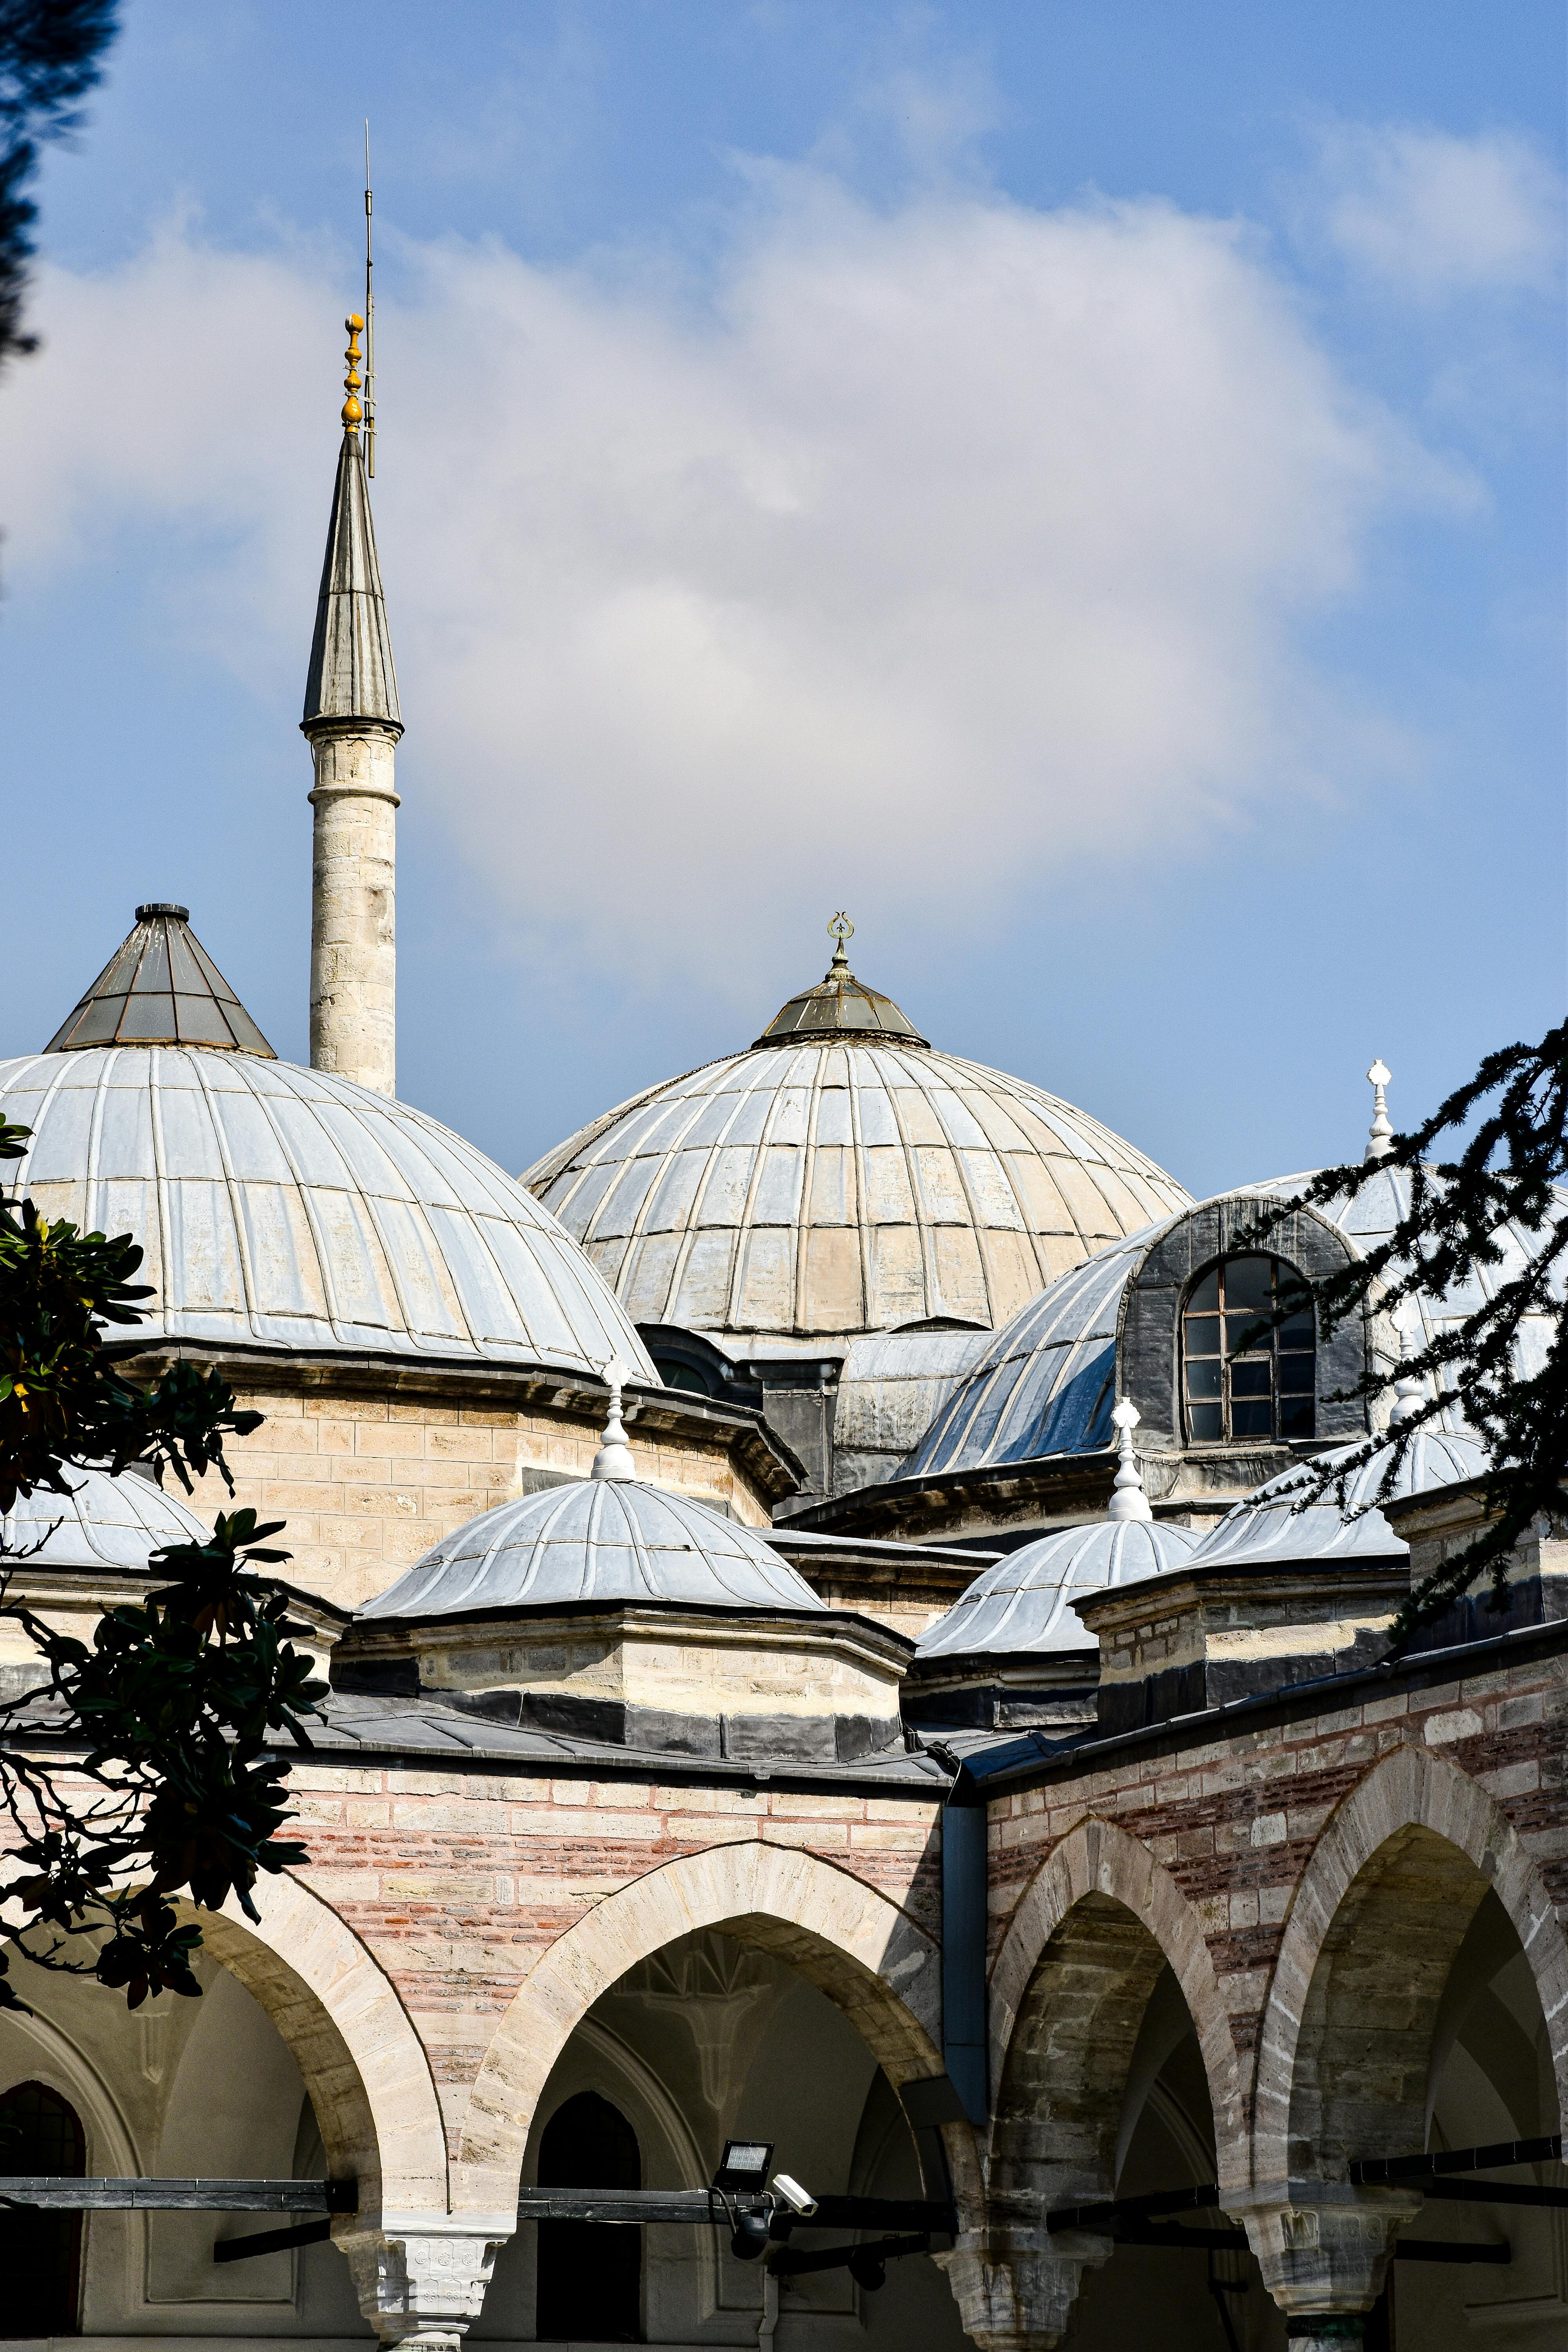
[341,313,364,432]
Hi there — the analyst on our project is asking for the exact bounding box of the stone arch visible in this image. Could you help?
[455,1840,962,2216]
[989,1815,1244,2190]
[194,1869,449,2220]
[1253,1744,1568,2186]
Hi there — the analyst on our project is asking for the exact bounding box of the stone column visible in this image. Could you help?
[306,717,400,1096]
[339,2220,505,2352]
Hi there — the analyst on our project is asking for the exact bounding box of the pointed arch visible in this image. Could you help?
[1252,1744,1568,2185]
[989,1814,1244,2181]
[195,1870,449,2221]
[454,1840,968,2215]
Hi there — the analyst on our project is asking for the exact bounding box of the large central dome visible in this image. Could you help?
[526,931,1191,1350]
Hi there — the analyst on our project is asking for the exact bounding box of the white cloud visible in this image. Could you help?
[0,176,1459,987]
[1317,123,1563,299]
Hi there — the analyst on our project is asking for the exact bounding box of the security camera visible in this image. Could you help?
[771,2173,818,2217]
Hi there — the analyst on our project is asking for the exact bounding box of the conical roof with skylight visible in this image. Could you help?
[45,904,276,1056]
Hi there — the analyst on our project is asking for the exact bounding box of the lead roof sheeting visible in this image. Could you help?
[0,1046,656,1378]
[45,912,277,1058]
[916,1517,1203,1658]
[0,1464,212,1574]
[526,1043,1191,1345]
[358,1478,826,1619]
[1187,1428,1490,1569]
[302,430,401,726]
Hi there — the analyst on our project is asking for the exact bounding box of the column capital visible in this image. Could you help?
[934,2227,1112,2351]
[338,2220,507,2351]
[1225,2182,1423,2320]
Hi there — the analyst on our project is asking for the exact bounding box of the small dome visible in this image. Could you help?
[359,1478,827,1620]
[916,1517,1202,1659]
[1187,1427,1489,1569]
[2,1465,211,1573]
[527,935,1190,1348]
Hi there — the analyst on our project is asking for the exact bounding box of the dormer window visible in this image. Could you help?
[1181,1254,1315,1444]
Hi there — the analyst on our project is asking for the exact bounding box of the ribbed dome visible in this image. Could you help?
[916,1517,1202,1659]
[901,1226,1160,1476]
[0,1045,656,1378]
[359,1479,826,1619]
[526,955,1190,1347]
[2,1464,211,1573]
[754,934,929,1050]
[1187,1428,1488,1569]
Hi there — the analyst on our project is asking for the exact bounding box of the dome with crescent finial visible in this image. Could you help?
[525,919,1192,1354]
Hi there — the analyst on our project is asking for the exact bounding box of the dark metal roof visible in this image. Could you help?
[302,429,401,729]
[44,906,276,1056]
[754,936,929,1049]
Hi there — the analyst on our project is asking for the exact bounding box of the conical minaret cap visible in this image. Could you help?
[302,426,402,731]
[45,906,276,1055]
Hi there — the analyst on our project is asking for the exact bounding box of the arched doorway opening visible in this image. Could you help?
[0,2079,85,2337]
[536,2091,642,2343]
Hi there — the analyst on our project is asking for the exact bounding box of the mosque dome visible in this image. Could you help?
[916,1516,1203,1659]
[1185,1426,1489,1570]
[526,925,1191,1352]
[3,907,655,1381]
[359,1475,826,1621]
[1,1463,212,1574]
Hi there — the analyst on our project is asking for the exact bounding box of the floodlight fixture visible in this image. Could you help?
[729,2209,771,2262]
[714,2140,773,2195]
[771,2173,818,2217]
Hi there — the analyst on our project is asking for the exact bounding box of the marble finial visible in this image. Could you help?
[1107,1397,1154,1523]
[591,1356,637,1481]
[1365,1059,1394,1163]
[1390,1371,1425,1426]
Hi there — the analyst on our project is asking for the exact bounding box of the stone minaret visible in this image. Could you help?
[301,314,402,1095]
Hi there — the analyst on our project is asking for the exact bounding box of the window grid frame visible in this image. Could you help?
[1181,1254,1315,1446]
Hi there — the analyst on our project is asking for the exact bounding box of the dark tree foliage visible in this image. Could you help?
[0,1121,326,2009]
[0,0,118,369]
[1246,1023,1567,1647]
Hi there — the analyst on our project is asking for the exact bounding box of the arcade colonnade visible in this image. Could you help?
[65,1626,1560,2352]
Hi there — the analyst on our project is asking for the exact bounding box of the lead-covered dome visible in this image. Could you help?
[1,1464,212,1573]
[359,1476,826,1620]
[1187,1426,1488,1569]
[3,908,656,1380]
[916,1517,1202,1659]
[526,932,1191,1349]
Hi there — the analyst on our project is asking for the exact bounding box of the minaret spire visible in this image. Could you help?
[301,312,402,1096]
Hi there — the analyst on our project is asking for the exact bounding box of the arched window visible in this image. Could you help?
[0,2080,85,2336]
[1181,1255,1315,1444]
[535,2091,642,2343]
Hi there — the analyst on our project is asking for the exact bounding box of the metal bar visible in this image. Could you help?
[213,2218,333,2265]
[1048,2183,1221,2231]
[1411,2178,1568,2210]
[1351,2135,1562,2185]
[0,2178,356,2212]
[1115,2223,1247,2250]
[769,2232,928,2279]
[1395,2239,1511,2265]
[514,2189,953,2231]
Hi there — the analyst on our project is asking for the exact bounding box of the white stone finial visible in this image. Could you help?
[1390,1372,1425,1426]
[1107,1398,1153,1523]
[1365,1059,1394,1163]
[591,1356,637,1481]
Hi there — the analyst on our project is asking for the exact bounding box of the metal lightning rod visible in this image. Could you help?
[363,120,376,475]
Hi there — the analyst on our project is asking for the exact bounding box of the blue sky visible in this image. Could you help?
[2,1,1563,1200]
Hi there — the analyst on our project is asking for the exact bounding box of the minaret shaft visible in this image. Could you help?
[308,722,399,1094]
[302,316,402,1097]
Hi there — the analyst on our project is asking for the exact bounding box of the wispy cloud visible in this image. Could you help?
[1315,123,1563,300]
[0,170,1467,988]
